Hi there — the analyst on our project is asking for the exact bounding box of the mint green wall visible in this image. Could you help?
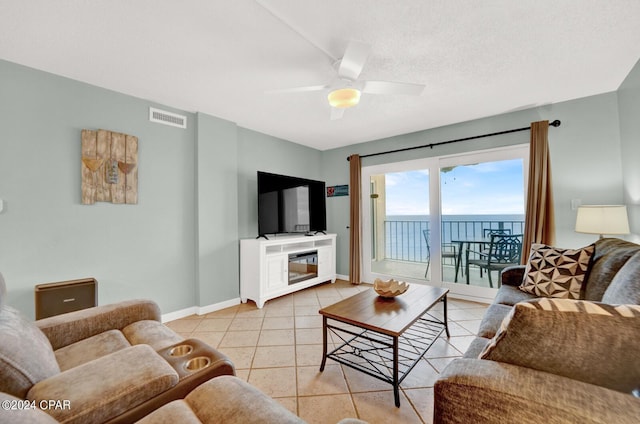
[236,128,323,239]
[196,113,239,305]
[321,92,625,275]
[0,60,198,317]
[617,58,640,243]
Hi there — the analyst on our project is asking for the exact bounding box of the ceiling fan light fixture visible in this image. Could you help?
[328,88,361,108]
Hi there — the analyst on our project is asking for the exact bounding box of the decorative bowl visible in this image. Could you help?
[373,278,410,298]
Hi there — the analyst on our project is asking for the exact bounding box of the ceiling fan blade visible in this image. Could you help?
[338,41,370,81]
[330,107,345,120]
[362,80,425,96]
[265,84,328,94]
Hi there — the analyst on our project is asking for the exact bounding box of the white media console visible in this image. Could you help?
[240,233,337,308]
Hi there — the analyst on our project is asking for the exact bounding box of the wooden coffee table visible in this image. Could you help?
[319,284,449,407]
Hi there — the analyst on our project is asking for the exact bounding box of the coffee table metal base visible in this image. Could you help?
[320,298,448,407]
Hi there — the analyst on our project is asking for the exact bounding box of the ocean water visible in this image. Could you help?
[384,214,525,262]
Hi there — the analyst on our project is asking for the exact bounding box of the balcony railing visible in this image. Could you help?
[383,219,525,263]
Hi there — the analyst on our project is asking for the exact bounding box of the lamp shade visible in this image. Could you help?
[575,205,630,238]
[327,88,361,109]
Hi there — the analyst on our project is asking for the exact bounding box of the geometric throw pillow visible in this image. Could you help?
[519,243,595,299]
[479,298,640,393]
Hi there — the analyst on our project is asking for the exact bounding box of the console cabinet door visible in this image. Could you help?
[317,246,333,280]
[266,254,288,291]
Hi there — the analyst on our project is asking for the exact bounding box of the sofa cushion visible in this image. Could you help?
[601,251,640,305]
[479,298,640,393]
[54,329,131,371]
[493,284,536,306]
[519,243,594,299]
[27,344,179,424]
[123,320,184,351]
[462,337,490,359]
[477,303,512,339]
[582,237,640,301]
[138,375,306,424]
[0,306,61,398]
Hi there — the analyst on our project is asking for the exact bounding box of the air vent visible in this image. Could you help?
[149,107,187,129]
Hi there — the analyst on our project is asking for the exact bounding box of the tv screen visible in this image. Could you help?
[257,171,326,237]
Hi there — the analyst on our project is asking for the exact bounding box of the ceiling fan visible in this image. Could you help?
[256,1,425,120]
[267,40,426,120]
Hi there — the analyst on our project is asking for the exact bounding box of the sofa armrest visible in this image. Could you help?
[500,265,525,287]
[36,299,161,350]
[27,345,178,424]
[434,358,640,424]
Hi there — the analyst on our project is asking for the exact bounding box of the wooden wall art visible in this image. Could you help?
[81,129,138,204]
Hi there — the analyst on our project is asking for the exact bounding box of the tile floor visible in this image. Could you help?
[165,280,488,424]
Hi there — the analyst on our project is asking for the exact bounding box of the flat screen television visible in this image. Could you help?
[257,171,326,238]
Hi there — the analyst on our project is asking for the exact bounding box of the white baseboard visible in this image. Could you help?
[161,307,198,323]
[161,297,241,323]
[336,273,349,281]
[197,297,241,315]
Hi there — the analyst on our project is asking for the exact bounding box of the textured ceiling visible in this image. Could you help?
[1,0,639,150]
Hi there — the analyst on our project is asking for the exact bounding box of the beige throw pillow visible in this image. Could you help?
[479,298,640,393]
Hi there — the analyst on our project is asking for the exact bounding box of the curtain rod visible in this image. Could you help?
[346,119,561,161]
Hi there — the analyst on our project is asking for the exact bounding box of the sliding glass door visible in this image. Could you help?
[362,145,528,301]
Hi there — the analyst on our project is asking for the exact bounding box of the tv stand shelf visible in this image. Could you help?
[240,234,337,308]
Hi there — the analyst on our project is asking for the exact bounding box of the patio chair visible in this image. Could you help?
[423,229,459,278]
[465,234,522,288]
[474,228,513,277]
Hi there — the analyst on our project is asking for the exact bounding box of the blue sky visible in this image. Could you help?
[385,159,525,216]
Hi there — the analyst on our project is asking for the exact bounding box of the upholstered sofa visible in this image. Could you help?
[434,237,640,424]
[0,273,236,423]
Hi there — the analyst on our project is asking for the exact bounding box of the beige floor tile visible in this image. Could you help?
[341,365,394,393]
[219,330,260,348]
[447,335,476,354]
[447,308,482,321]
[235,305,267,318]
[295,344,326,367]
[190,331,225,348]
[252,345,296,368]
[400,359,440,389]
[248,367,297,398]
[318,297,343,307]
[294,304,322,316]
[193,318,232,332]
[423,338,463,358]
[404,387,435,424]
[298,394,357,424]
[295,315,323,329]
[457,319,482,334]
[296,328,323,345]
[228,317,264,331]
[297,364,349,396]
[205,306,238,318]
[165,319,200,333]
[220,346,256,369]
[445,321,474,337]
[262,316,295,330]
[293,296,320,307]
[264,305,295,317]
[266,296,294,307]
[351,391,423,424]
[258,329,295,346]
[427,357,457,373]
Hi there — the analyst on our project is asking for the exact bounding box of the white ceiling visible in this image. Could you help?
[1,0,640,151]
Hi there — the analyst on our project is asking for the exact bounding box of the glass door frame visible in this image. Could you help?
[361,145,529,303]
